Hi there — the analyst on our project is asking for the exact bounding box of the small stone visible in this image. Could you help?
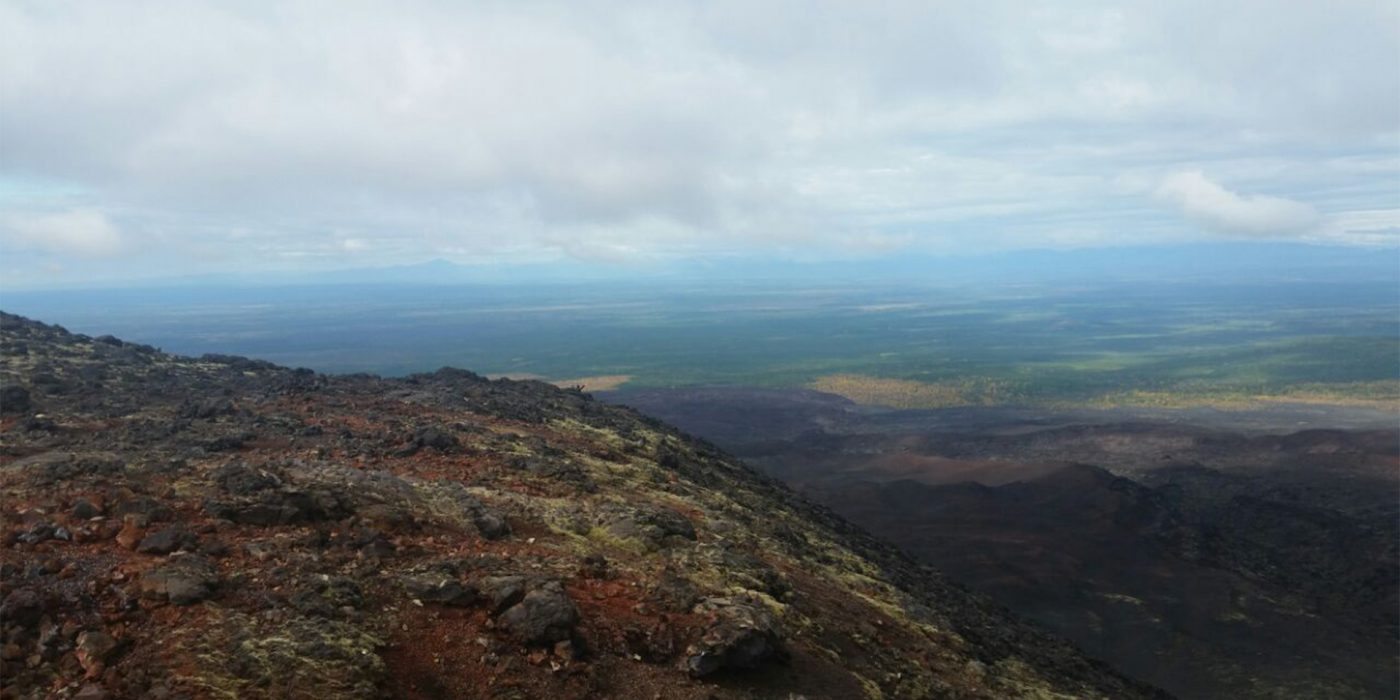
[76,630,118,678]
[472,510,511,541]
[135,527,194,555]
[71,499,101,519]
[411,426,458,452]
[197,539,230,557]
[74,683,109,700]
[402,576,476,607]
[114,522,144,551]
[580,554,609,579]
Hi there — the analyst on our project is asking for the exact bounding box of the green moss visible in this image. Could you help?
[989,658,1099,700]
[584,525,649,556]
[182,608,385,700]
[855,673,886,700]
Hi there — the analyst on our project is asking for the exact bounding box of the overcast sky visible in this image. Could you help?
[2,0,1398,286]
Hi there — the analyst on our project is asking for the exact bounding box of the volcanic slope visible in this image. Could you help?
[0,312,1165,699]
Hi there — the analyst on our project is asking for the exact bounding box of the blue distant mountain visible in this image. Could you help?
[3,241,1395,293]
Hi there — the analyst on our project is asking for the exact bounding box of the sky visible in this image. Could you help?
[1,0,1398,288]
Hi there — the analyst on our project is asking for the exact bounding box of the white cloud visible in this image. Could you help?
[1156,171,1320,237]
[0,0,1396,279]
[1314,209,1400,246]
[2,209,124,257]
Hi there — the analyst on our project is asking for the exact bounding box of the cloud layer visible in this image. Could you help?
[3,209,123,257]
[1,0,1397,284]
[1157,171,1320,237]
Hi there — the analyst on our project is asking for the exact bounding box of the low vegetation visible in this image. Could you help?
[14,280,1394,413]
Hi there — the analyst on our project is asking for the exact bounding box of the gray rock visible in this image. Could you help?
[647,568,700,612]
[0,588,46,629]
[604,504,697,549]
[205,488,349,526]
[73,684,108,700]
[682,598,786,677]
[136,527,196,555]
[472,510,511,540]
[290,577,364,618]
[402,575,477,607]
[71,499,102,519]
[496,581,578,645]
[510,456,597,492]
[140,557,217,605]
[112,496,170,521]
[477,575,527,615]
[179,397,235,420]
[75,630,119,674]
[213,462,280,495]
[411,426,458,452]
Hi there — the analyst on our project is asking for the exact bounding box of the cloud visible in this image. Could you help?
[0,1,1396,280]
[1314,209,1400,246]
[2,209,124,257]
[1156,171,1320,237]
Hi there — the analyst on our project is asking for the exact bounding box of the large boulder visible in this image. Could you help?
[496,580,579,645]
[682,597,787,677]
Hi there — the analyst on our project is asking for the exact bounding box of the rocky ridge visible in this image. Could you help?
[0,312,1164,699]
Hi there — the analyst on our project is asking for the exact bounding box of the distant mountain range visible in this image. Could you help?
[5,241,1397,292]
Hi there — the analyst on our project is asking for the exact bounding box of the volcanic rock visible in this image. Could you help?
[496,581,579,645]
[139,557,217,605]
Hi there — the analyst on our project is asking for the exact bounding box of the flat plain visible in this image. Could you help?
[7,276,1396,412]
